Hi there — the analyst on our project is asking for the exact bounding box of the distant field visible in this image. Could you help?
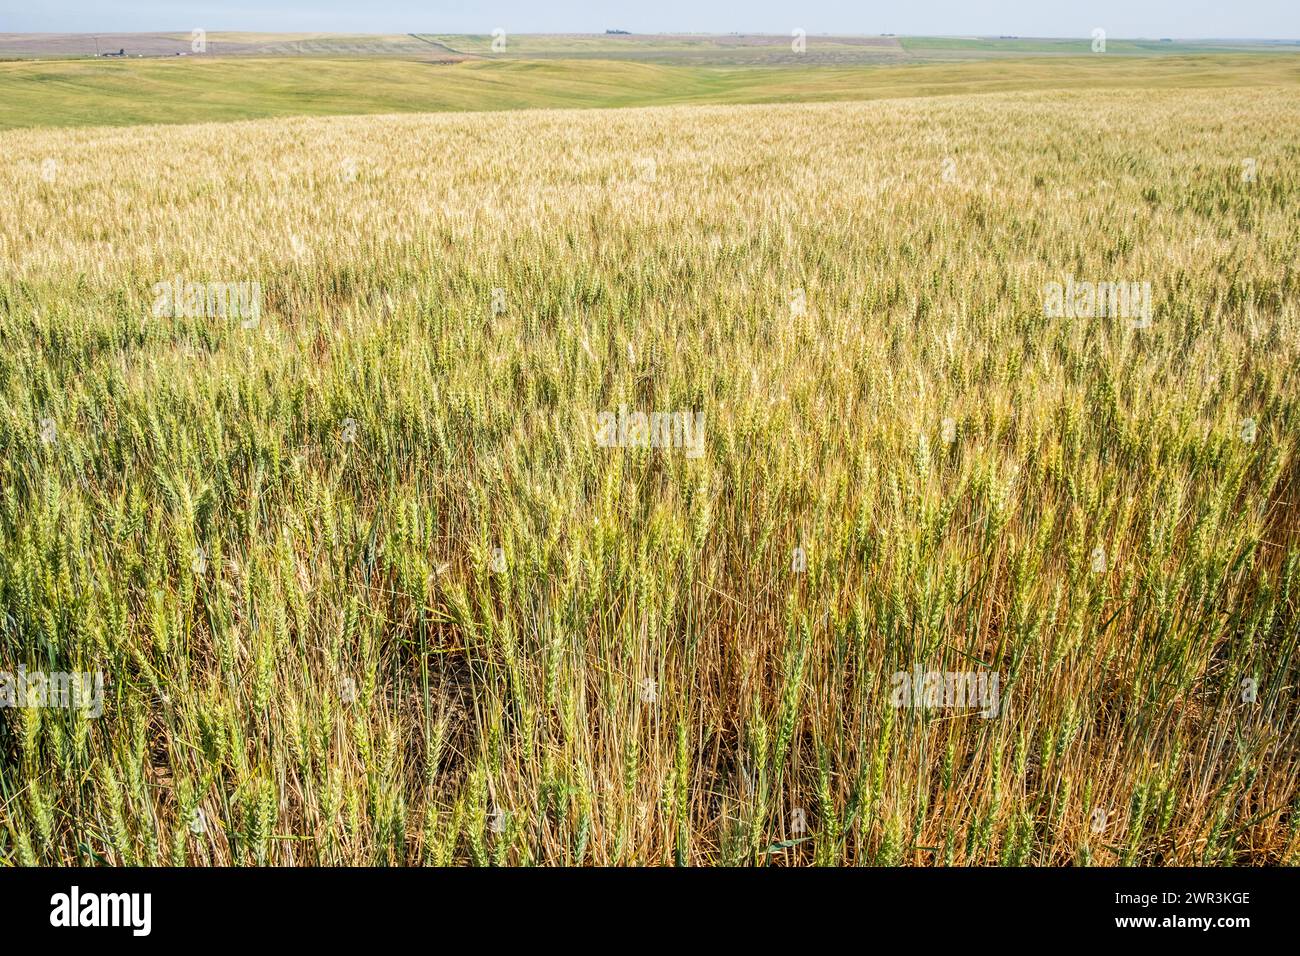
[2,54,1298,130]
[0,32,460,60]
[4,32,1298,66]
[899,36,1300,57]
[418,33,910,66]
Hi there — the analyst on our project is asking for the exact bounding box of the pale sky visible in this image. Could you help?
[1,1,1296,38]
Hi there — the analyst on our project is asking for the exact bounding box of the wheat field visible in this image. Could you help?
[1,86,1298,865]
